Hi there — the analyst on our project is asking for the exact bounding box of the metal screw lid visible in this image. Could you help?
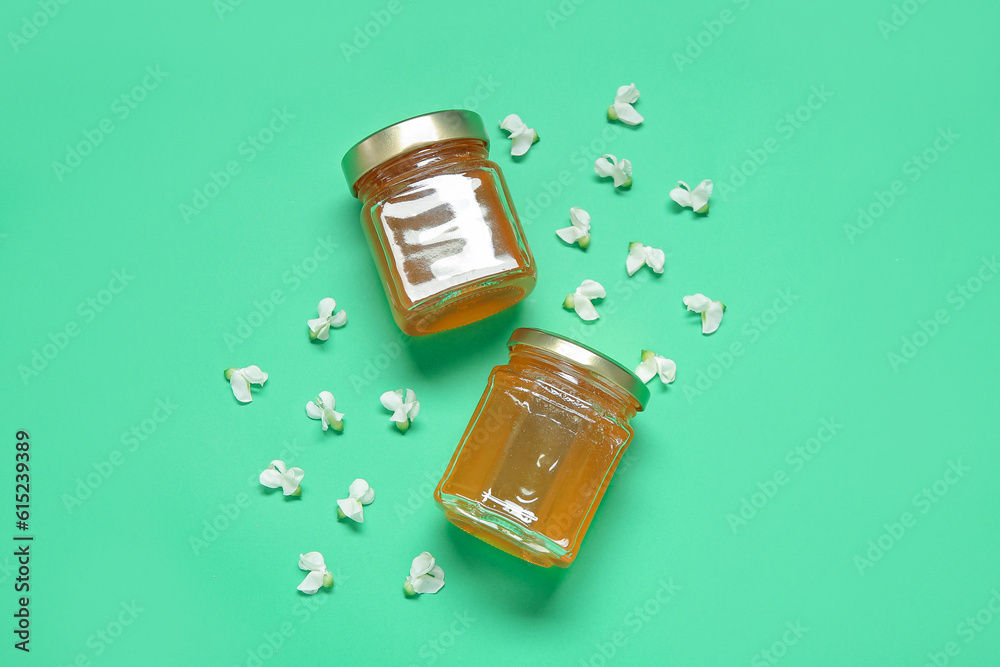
[340,109,490,197]
[507,328,650,410]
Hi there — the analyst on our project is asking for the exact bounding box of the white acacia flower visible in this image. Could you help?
[337,478,376,523]
[308,297,347,341]
[594,154,632,188]
[556,207,591,249]
[563,279,606,321]
[607,83,644,126]
[684,293,726,334]
[259,460,304,497]
[670,179,713,214]
[224,365,268,403]
[403,551,445,596]
[306,391,344,432]
[380,389,420,432]
[499,114,539,156]
[297,551,333,594]
[626,242,665,276]
[635,350,677,385]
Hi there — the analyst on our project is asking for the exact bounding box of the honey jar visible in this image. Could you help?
[342,110,536,335]
[434,328,649,567]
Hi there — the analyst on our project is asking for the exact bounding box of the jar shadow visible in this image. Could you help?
[439,520,567,614]
[403,307,523,377]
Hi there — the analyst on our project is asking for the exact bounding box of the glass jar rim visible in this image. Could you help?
[507,328,650,410]
[341,110,490,197]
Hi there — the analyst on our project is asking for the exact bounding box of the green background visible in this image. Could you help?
[2,0,999,664]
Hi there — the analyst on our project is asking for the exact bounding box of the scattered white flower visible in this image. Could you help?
[563,279,606,321]
[626,242,665,276]
[259,460,304,497]
[224,365,268,403]
[308,297,347,341]
[684,293,726,334]
[297,551,333,594]
[635,350,677,385]
[306,391,344,432]
[607,83,644,125]
[380,389,420,432]
[670,179,713,214]
[594,154,632,188]
[556,207,592,249]
[499,114,539,156]
[337,478,376,523]
[403,551,445,596]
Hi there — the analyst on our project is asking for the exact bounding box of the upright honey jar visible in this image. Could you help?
[341,110,536,336]
[434,328,650,567]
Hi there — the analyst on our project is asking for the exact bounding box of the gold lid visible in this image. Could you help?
[341,109,490,197]
[507,328,650,410]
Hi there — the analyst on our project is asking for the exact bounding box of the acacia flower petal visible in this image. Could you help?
[594,154,632,188]
[563,279,606,321]
[259,459,304,496]
[626,242,665,276]
[607,83,644,125]
[337,478,375,522]
[380,389,420,432]
[670,179,713,214]
[306,391,344,432]
[635,350,677,384]
[683,293,726,334]
[308,297,348,341]
[404,551,445,596]
[225,365,268,403]
[556,207,592,248]
[297,551,333,594]
[499,114,539,156]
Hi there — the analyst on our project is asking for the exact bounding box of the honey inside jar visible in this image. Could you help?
[343,112,536,335]
[435,329,649,567]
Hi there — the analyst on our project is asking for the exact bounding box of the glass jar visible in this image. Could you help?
[434,328,650,567]
[341,110,536,336]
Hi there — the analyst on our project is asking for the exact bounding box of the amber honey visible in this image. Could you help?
[434,329,649,567]
[343,111,536,335]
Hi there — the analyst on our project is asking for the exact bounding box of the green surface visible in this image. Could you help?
[2,0,999,664]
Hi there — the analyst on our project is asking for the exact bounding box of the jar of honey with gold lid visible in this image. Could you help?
[434,328,649,567]
[341,110,536,336]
